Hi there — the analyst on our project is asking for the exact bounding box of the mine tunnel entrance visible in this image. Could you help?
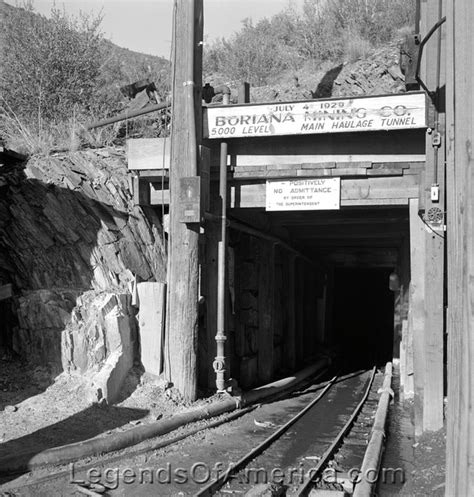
[215,206,408,389]
[331,267,394,371]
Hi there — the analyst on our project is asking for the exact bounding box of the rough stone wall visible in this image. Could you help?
[332,42,405,97]
[0,147,166,373]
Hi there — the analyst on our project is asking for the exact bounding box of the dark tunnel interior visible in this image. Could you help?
[331,267,394,371]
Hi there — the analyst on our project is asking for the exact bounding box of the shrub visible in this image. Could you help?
[0,2,171,154]
[203,0,416,84]
[1,2,103,125]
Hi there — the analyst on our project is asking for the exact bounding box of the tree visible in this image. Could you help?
[1,2,103,126]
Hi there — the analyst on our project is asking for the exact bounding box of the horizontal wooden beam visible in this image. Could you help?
[299,239,402,249]
[147,176,418,207]
[150,185,170,205]
[222,154,425,168]
[288,222,408,238]
[270,216,408,227]
[229,176,419,209]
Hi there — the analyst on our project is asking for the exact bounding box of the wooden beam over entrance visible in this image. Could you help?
[229,176,420,209]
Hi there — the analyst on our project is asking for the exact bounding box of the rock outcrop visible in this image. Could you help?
[332,42,405,97]
[0,147,167,398]
[246,41,405,103]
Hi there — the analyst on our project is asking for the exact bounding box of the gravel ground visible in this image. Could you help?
[0,355,221,489]
[378,367,446,496]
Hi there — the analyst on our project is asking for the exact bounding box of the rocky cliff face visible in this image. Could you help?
[247,41,405,103]
[0,147,166,379]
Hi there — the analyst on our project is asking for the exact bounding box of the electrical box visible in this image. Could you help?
[431,184,440,202]
[178,146,210,225]
[179,177,201,224]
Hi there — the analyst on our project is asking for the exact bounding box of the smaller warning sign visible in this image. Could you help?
[266,178,340,211]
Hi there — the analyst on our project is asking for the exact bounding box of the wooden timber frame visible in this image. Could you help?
[445,0,474,493]
[127,87,451,438]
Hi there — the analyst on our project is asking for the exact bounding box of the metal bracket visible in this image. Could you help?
[415,16,446,103]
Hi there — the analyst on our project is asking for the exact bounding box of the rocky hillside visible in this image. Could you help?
[241,41,405,103]
[0,147,166,376]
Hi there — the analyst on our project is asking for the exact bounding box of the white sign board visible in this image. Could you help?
[266,178,340,211]
[204,92,426,139]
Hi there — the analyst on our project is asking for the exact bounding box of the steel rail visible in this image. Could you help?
[194,371,338,497]
[294,365,377,497]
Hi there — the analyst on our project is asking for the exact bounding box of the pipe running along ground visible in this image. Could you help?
[353,361,393,497]
[0,359,329,475]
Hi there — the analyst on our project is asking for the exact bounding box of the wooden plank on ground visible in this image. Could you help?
[127,138,170,170]
[137,282,166,376]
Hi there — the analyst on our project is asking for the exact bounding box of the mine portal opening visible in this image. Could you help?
[224,206,408,387]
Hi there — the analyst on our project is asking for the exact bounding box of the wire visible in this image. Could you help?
[164,0,178,384]
[418,211,446,239]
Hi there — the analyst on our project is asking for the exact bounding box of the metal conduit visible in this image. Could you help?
[228,218,315,266]
[214,92,231,393]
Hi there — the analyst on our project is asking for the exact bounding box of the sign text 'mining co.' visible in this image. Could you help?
[204,92,427,139]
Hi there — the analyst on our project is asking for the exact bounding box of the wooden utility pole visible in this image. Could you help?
[166,0,203,401]
[445,0,474,493]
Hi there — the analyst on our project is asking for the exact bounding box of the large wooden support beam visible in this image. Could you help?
[295,258,305,363]
[445,0,474,493]
[399,235,414,398]
[257,240,274,383]
[166,0,203,401]
[420,0,445,433]
[229,176,419,209]
[409,198,426,436]
[286,254,297,371]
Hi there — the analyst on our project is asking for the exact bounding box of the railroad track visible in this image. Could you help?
[195,367,382,497]
[1,366,387,497]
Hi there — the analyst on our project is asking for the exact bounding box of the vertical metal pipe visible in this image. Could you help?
[213,90,231,392]
[214,140,228,392]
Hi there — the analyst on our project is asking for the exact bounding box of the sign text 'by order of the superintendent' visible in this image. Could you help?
[266,178,340,211]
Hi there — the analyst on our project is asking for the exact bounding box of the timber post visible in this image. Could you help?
[416,0,446,433]
[445,0,474,493]
[166,0,203,401]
